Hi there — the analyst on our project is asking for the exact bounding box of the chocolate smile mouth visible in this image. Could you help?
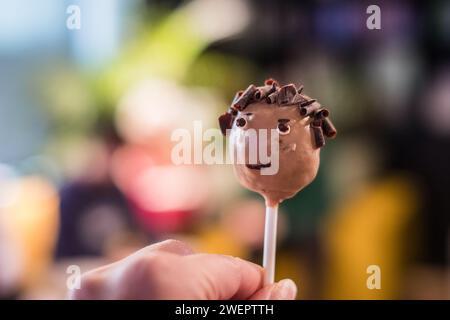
[246,162,271,170]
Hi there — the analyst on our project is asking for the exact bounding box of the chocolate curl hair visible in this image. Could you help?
[266,91,278,104]
[233,84,257,111]
[321,117,337,138]
[299,100,319,116]
[218,112,234,135]
[277,84,297,104]
[254,83,277,101]
[218,78,337,148]
[311,119,325,148]
[314,108,330,119]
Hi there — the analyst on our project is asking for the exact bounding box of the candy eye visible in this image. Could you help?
[277,123,291,135]
[236,117,247,128]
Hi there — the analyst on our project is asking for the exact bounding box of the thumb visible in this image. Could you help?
[248,279,297,300]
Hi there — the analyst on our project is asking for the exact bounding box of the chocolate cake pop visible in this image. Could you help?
[218,78,337,284]
[219,79,337,207]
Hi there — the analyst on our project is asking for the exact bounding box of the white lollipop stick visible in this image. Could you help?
[263,204,278,285]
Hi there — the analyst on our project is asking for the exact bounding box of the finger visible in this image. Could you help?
[249,279,297,300]
[182,254,264,300]
[138,239,195,256]
[78,240,194,283]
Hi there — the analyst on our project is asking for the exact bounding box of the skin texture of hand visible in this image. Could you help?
[69,239,297,300]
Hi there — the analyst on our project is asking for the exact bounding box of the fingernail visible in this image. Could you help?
[269,279,297,300]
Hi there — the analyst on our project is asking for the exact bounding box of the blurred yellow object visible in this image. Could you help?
[0,176,59,293]
[276,251,308,300]
[195,225,247,259]
[322,175,419,299]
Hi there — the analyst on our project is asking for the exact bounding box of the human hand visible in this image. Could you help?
[69,239,297,300]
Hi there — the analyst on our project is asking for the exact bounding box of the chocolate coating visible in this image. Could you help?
[230,101,320,206]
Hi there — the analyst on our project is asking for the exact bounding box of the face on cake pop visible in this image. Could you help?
[219,79,337,206]
[230,102,320,206]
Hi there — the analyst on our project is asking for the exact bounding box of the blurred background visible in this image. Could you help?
[0,0,449,299]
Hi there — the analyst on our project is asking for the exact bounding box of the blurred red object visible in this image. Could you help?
[111,144,212,234]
